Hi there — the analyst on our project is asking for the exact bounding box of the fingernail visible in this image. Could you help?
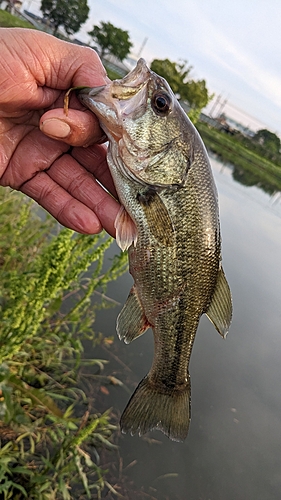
[41,119,71,139]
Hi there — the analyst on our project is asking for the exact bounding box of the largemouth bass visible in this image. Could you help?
[78,59,232,442]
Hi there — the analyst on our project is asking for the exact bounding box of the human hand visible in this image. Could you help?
[0,28,119,236]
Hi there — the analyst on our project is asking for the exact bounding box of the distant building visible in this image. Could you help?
[1,0,22,13]
[218,113,255,138]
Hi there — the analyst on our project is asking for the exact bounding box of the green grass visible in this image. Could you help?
[0,9,36,28]
[0,187,128,499]
[197,121,281,193]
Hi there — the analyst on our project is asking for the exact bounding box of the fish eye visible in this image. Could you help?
[152,93,171,115]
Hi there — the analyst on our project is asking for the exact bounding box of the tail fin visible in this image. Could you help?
[120,376,191,442]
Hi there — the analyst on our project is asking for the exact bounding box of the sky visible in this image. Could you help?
[23,0,281,135]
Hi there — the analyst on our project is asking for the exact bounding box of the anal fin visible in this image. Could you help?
[117,285,150,344]
[206,267,232,338]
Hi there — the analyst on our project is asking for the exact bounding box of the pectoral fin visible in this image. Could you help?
[117,286,150,344]
[206,267,232,339]
[136,189,175,246]
[114,205,138,251]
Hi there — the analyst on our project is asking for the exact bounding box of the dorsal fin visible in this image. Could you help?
[206,267,232,339]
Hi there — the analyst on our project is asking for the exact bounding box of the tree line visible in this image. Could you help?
[39,0,213,121]
[40,0,281,142]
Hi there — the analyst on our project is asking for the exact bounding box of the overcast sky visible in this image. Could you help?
[77,0,281,135]
[23,0,281,135]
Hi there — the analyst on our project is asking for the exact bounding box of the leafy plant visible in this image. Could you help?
[40,0,89,36]
[88,21,133,61]
[0,187,127,498]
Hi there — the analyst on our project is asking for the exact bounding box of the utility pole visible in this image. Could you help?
[216,97,228,118]
[137,37,148,57]
[209,94,221,118]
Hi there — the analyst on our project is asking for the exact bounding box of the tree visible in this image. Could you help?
[150,59,192,97]
[41,0,89,36]
[181,79,212,123]
[88,21,132,61]
[253,129,280,155]
[150,58,213,123]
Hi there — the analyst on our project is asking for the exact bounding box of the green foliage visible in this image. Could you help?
[181,80,213,117]
[88,21,133,61]
[150,59,192,97]
[253,129,281,155]
[150,58,213,123]
[40,0,89,35]
[0,187,128,498]
[104,66,124,81]
[0,9,36,28]
[197,121,281,194]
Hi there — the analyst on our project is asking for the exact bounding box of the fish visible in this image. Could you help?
[78,59,232,442]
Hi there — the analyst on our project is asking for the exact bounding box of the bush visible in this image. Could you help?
[0,187,127,499]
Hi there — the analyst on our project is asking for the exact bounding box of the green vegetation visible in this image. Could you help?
[197,121,281,193]
[252,129,281,162]
[0,9,36,28]
[150,58,213,123]
[40,0,89,36]
[0,187,128,498]
[104,66,123,81]
[88,21,132,61]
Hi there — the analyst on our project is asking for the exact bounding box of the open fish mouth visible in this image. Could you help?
[111,58,151,100]
[78,59,153,140]
[78,59,151,103]
[79,58,151,101]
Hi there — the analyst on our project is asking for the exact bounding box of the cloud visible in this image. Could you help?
[82,0,281,132]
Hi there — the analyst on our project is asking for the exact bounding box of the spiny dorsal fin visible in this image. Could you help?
[206,267,232,339]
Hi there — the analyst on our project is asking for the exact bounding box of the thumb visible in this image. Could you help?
[40,108,106,146]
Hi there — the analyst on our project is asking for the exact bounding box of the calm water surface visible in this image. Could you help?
[92,155,281,500]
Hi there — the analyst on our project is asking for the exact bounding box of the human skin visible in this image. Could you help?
[0,28,120,236]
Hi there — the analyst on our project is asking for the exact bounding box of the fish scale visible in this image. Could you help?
[78,58,232,441]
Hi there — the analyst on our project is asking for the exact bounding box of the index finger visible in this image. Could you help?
[72,145,118,199]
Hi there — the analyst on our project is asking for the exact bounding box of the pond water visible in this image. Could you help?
[92,154,281,500]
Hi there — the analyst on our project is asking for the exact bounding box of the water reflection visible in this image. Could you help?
[92,155,281,500]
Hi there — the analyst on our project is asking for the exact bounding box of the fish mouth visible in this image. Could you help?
[78,59,151,138]
[111,58,151,99]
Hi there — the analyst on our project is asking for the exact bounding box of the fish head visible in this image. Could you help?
[79,58,195,187]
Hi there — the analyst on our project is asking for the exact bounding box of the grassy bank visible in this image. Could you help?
[0,187,128,499]
[0,9,36,28]
[197,121,281,193]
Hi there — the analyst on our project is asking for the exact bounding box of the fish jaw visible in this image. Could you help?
[78,84,123,141]
[78,58,151,142]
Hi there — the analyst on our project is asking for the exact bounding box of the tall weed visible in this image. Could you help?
[0,187,127,499]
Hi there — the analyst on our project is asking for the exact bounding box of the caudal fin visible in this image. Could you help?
[120,376,191,442]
